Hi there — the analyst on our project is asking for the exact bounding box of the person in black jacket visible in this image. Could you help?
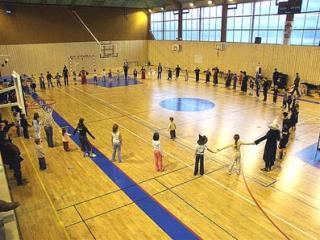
[157,63,162,80]
[4,141,27,186]
[194,67,200,82]
[272,68,279,87]
[255,120,280,172]
[73,118,96,157]
[20,114,31,139]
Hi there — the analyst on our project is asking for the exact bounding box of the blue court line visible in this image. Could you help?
[31,93,200,240]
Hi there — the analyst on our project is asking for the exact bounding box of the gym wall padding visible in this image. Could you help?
[148,40,320,85]
[0,40,148,75]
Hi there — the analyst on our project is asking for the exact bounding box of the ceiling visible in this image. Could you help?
[1,0,263,9]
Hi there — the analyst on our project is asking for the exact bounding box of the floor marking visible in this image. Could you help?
[32,93,201,240]
[64,86,318,240]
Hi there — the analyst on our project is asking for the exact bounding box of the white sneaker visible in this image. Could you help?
[90,153,96,157]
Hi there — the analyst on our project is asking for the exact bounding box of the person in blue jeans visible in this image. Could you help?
[111,124,122,162]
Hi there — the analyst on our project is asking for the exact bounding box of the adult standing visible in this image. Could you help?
[232,73,238,90]
[5,141,26,186]
[238,71,243,86]
[63,65,69,86]
[194,67,200,82]
[213,67,219,86]
[141,67,146,80]
[157,63,162,80]
[79,68,89,84]
[254,120,280,172]
[46,71,54,88]
[241,71,248,94]
[256,62,262,75]
[291,73,301,97]
[262,78,270,102]
[39,73,46,90]
[123,60,129,80]
[205,69,211,83]
[73,118,96,157]
[175,65,181,80]
[272,68,279,87]
[225,70,232,88]
[43,108,54,147]
[255,73,262,97]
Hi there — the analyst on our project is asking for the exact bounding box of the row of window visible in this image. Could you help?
[150,0,320,46]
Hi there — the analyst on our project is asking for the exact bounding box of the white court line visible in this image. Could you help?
[61,87,317,240]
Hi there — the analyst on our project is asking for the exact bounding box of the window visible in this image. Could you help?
[182,8,201,41]
[227,2,254,42]
[163,11,178,40]
[290,0,320,45]
[151,12,163,40]
[200,6,222,41]
[252,1,286,44]
[227,1,286,44]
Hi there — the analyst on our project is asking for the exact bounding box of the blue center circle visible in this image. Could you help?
[160,98,215,112]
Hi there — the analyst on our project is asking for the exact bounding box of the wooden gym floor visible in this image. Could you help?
[4,75,320,240]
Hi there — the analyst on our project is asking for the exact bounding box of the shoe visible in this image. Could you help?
[260,168,267,171]
[90,153,96,157]
[0,200,20,212]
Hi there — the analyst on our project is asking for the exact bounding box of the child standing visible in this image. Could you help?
[93,69,98,84]
[273,85,279,104]
[55,73,62,87]
[185,69,189,81]
[249,77,255,96]
[102,69,107,82]
[72,71,77,85]
[282,89,288,109]
[194,134,214,176]
[32,112,41,140]
[278,126,289,160]
[168,117,176,140]
[287,93,293,112]
[108,69,113,81]
[133,69,138,80]
[216,134,253,175]
[111,124,122,163]
[62,127,71,152]
[282,112,291,130]
[167,68,172,80]
[35,138,46,170]
[152,132,164,172]
[116,70,120,81]
[13,110,21,137]
[20,114,31,139]
[290,104,299,130]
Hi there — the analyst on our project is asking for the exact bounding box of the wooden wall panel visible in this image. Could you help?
[0,40,148,75]
[0,5,149,44]
[148,40,320,84]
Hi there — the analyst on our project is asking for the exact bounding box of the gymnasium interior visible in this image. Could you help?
[0,0,320,239]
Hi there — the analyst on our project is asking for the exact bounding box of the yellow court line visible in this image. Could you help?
[61,87,317,240]
[8,111,71,240]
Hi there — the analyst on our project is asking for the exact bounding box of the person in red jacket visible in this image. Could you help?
[79,68,89,84]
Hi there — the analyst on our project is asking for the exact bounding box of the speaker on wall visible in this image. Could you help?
[255,37,262,44]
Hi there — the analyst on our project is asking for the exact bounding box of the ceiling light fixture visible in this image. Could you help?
[208,0,213,4]
[148,9,152,13]
[160,7,164,11]
[189,2,194,7]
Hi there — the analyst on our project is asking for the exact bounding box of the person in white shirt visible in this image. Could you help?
[111,124,122,162]
[32,112,41,139]
[194,134,214,176]
[102,69,107,82]
[152,132,164,172]
[216,134,254,175]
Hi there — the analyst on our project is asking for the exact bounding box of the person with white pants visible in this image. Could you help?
[111,124,122,163]
[217,134,253,175]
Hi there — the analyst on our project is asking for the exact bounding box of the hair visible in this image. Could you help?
[62,127,67,136]
[21,113,26,118]
[153,132,160,141]
[283,112,288,117]
[112,124,119,133]
[78,118,84,126]
[35,138,41,144]
[169,117,174,121]
[234,134,240,145]
[33,112,39,120]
